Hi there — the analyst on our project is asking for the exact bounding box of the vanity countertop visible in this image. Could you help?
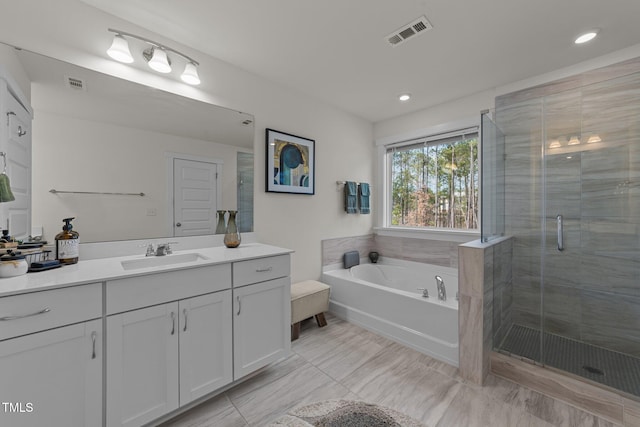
[0,243,293,298]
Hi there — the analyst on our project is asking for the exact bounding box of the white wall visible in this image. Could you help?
[374,43,640,144]
[0,44,30,100]
[32,110,244,243]
[374,90,494,145]
[0,0,374,282]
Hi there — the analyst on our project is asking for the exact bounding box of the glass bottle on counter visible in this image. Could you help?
[55,217,79,264]
[224,211,241,248]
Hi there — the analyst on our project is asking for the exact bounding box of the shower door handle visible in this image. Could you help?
[557,214,564,251]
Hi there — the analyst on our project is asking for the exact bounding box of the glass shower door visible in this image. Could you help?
[541,73,640,396]
[480,111,505,242]
[540,88,583,372]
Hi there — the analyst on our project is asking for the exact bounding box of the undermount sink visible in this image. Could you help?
[121,253,209,271]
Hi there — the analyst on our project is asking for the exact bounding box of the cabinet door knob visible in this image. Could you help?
[176,222,182,227]
[183,308,188,332]
[237,296,241,316]
[170,312,176,335]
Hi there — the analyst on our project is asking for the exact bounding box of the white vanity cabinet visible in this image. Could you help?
[106,303,179,427]
[232,255,291,379]
[105,265,233,427]
[0,284,102,427]
[0,245,292,427]
[178,290,233,405]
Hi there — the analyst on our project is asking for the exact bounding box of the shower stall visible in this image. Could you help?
[483,62,640,398]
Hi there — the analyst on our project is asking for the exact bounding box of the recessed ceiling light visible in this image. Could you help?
[399,93,411,102]
[575,30,599,44]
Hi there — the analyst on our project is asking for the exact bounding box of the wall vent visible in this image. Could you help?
[385,15,433,47]
[65,76,86,91]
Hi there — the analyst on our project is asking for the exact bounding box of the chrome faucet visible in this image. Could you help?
[435,275,446,301]
[417,288,429,298]
[155,243,173,256]
[142,242,178,256]
[144,243,155,257]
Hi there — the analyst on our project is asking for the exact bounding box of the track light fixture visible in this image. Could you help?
[181,62,201,85]
[106,34,134,63]
[143,47,172,74]
[106,28,201,85]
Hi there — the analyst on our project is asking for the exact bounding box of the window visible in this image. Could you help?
[386,128,479,230]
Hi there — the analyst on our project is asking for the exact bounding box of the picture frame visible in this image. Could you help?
[265,128,315,195]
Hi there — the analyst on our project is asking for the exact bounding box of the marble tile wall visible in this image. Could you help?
[458,237,513,385]
[495,56,640,108]
[372,235,460,268]
[321,235,375,267]
[458,244,485,385]
[495,59,640,360]
[321,234,460,268]
[492,238,514,348]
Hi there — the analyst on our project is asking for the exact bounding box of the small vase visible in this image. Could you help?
[224,210,241,248]
[215,210,227,234]
[368,251,379,264]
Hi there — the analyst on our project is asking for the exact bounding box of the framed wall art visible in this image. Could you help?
[265,128,315,195]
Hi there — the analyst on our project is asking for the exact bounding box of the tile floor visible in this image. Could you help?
[159,313,619,427]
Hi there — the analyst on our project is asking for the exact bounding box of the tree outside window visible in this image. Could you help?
[388,133,478,230]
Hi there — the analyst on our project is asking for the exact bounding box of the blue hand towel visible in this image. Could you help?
[359,183,370,214]
[344,181,357,213]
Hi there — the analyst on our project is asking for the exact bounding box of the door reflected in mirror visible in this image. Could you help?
[3,46,254,243]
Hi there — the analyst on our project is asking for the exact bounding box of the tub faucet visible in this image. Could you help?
[436,275,446,301]
[417,288,429,298]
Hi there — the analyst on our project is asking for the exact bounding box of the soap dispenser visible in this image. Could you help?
[55,217,79,264]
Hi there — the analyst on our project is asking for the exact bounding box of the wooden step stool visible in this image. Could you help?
[291,280,330,341]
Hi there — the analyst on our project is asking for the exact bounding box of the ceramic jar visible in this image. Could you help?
[0,253,28,277]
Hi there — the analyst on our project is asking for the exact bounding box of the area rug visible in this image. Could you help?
[268,399,426,427]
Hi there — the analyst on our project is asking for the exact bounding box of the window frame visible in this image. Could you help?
[380,125,481,236]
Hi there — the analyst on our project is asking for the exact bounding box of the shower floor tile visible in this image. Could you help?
[498,324,640,397]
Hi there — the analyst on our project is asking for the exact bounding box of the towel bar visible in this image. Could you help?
[49,189,145,196]
[336,181,372,187]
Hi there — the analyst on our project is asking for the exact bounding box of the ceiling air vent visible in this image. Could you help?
[385,15,433,47]
[65,76,86,91]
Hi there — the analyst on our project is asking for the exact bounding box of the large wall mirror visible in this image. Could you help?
[3,45,254,243]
